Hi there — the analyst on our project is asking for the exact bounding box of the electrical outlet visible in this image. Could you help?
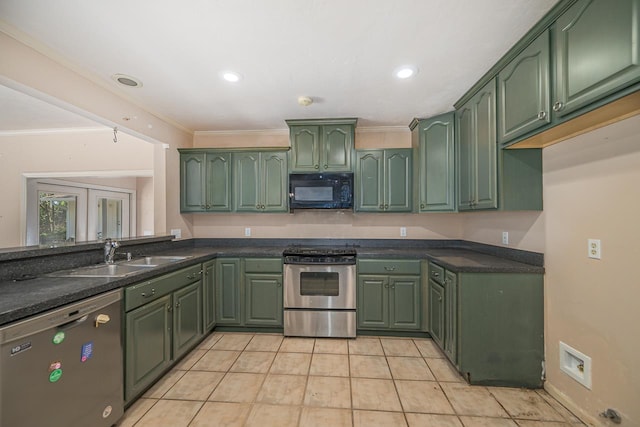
[244,227,251,237]
[588,239,601,259]
[400,227,407,237]
[170,228,181,239]
[502,231,509,245]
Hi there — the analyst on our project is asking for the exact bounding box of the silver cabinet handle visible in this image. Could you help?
[277,281,281,287]
[420,203,425,209]
[553,101,564,112]
[324,164,328,169]
[176,302,181,308]
[384,266,396,271]
[537,111,547,120]
[384,204,389,209]
[438,296,442,302]
[432,272,439,277]
[206,204,211,209]
[314,164,319,169]
[384,283,389,288]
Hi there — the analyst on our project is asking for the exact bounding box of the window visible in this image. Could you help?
[26,179,135,246]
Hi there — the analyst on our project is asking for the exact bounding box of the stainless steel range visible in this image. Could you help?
[283,246,356,338]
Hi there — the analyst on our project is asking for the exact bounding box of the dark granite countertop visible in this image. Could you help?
[0,239,543,327]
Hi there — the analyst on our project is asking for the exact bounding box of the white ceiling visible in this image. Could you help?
[0,0,558,132]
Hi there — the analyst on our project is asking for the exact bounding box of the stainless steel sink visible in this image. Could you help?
[47,255,193,278]
[123,255,192,267]
[48,263,151,278]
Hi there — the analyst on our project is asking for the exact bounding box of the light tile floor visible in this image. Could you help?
[117,332,586,427]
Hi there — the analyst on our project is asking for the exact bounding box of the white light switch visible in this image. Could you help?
[245,227,251,237]
[588,239,601,259]
[400,227,407,237]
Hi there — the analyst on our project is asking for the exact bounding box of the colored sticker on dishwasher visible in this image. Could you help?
[52,331,65,344]
[48,361,62,372]
[80,341,93,362]
[49,368,62,383]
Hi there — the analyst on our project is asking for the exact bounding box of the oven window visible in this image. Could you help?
[300,272,339,296]
[295,186,333,201]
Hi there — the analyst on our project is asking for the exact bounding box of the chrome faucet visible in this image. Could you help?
[104,238,120,264]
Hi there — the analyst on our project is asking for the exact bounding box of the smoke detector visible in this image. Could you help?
[298,96,313,107]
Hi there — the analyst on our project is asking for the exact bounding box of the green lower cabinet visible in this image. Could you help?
[173,281,203,359]
[428,261,543,388]
[215,257,283,328]
[215,258,242,325]
[428,279,445,349]
[202,260,216,332]
[124,264,204,403]
[244,274,283,326]
[357,259,421,331]
[125,295,171,402]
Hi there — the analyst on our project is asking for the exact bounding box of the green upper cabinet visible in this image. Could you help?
[233,151,288,213]
[287,118,357,172]
[179,151,232,212]
[355,149,412,212]
[410,113,455,212]
[497,30,551,144]
[553,0,640,119]
[456,80,498,211]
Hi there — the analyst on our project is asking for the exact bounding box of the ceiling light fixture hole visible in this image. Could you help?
[111,74,143,88]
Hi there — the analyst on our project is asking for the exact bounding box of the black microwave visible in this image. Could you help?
[289,173,354,210]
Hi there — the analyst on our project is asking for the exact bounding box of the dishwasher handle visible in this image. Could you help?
[58,314,89,331]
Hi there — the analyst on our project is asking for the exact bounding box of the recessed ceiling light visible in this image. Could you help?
[394,66,417,79]
[221,71,242,83]
[111,73,143,88]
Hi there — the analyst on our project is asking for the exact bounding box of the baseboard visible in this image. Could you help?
[544,382,602,426]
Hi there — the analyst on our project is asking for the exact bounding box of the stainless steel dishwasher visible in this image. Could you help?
[0,289,123,427]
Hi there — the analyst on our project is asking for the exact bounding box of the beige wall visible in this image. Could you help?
[0,31,193,240]
[0,130,154,248]
[460,116,640,425]
[191,127,462,241]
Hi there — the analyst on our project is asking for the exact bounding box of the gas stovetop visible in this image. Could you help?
[283,246,357,264]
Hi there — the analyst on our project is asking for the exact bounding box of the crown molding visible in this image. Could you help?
[0,126,109,136]
[194,128,289,137]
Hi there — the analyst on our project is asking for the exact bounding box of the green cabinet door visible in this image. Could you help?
[125,295,172,402]
[357,275,389,329]
[205,152,232,211]
[202,260,215,332]
[180,152,206,212]
[456,105,474,210]
[234,152,287,212]
[474,82,498,210]
[180,151,231,212]
[385,149,412,212]
[287,119,356,172]
[498,29,551,144]
[322,124,354,171]
[244,273,283,326]
[428,279,445,349]
[456,80,497,211]
[173,281,202,360]
[215,258,241,324]
[412,113,455,212]
[389,276,421,330]
[554,0,640,118]
[443,270,457,364]
[234,152,261,212]
[355,149,412,212]
[289,125,320,172]
[261,152,288,212]
[355,150,384,212]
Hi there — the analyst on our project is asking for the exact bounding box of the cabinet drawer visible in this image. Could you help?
[244,258,282,273]
[358,259,421,275]
[125,264,202,311]
[428,262,445,285]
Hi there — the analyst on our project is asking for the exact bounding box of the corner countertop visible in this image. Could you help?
[0,239,543,327]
